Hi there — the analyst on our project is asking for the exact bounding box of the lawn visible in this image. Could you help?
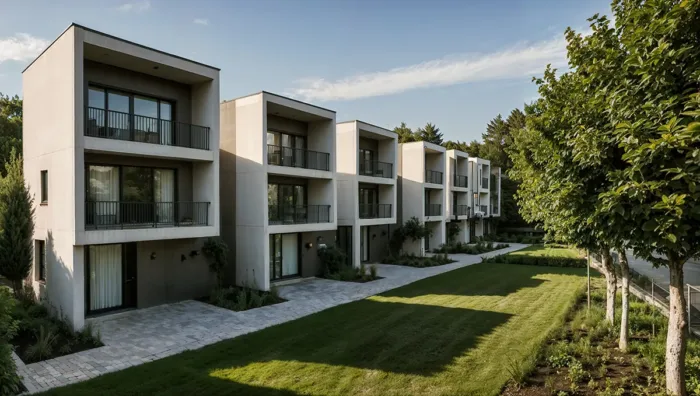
[41,264,586,396]
[507,244,581,259]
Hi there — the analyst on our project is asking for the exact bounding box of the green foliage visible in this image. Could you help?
[433,241,509,255]
[381,252,454,268]
[415,122,443,145]
[446,222,460,244]
[0,151,35,295]
[0,94,23,177]
[388,217,433,255]
[392,122,417,143]
[0,287,21,396]
[317,245,346,277]
[483,253,586,268]
[208,285,285,312]
[480,232,543,244]
[201,238,229,287]
[25,325,57,362]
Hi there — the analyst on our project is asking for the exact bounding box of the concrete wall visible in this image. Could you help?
[136,238,216,308]
[83,60,192,124]
[23,27,85,329]
[268,114,307,136]
[359,137,378,153]
[425,153,444,176]
[399,143,425,255]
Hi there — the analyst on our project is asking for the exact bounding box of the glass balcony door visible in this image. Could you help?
[268,182,307,224]
[267,131,306,168]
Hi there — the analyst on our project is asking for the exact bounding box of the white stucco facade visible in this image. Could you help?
[23,24,220,330]
[336,121,397,267]
[398,141,446,255]
[221,92,337,291]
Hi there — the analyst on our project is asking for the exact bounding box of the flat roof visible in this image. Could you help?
[223,91,336,114]
[337,120,397,134]
[23,23,220,73]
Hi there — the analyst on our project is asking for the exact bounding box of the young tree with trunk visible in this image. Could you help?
[0,151,35,295]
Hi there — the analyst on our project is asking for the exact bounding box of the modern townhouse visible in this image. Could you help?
[23,24,220,330]
[220,92,337,291]
[445,149,472,243]
[398,141,447,255]
[336,121,397,267]
[468,156,494,238]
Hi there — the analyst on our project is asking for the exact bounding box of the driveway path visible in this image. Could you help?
[626,253,700,288]
[14,243,527,394]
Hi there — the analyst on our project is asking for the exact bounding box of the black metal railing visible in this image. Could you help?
[85,107,210,150]
[268,205,331,225]
[454,174,468,188]
[359,160,393,179]
[453,205,469,216]
[481,177,489,189]
[425,204,442,216]
[425,170,443,184]
[359,203,392,219]
[85,201,209,230]
[267,145,330,171]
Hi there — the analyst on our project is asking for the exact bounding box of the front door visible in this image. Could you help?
[336,226,353,267]
[361,226,370,262]
[123,243,137,308]
[269,233,300,281]
[87,244,129,314]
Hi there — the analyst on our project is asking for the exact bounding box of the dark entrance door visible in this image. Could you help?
[337,226,353,267]
[123,243,138,308]
[469,220,476,242]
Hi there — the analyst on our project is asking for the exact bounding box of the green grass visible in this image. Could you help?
[507,244,581,259]
[42,264,586,396]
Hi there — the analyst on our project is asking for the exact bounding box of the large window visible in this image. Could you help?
[267,131,306,168]
[40,170,48,204]
[268,182,306,224]
[87,86,173,144]
[359,149,374,175]
[85,164,176,228]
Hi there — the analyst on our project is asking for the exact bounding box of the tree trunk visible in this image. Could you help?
[666,259,688,396]
[618,250,630,352]
[601,249,617,324]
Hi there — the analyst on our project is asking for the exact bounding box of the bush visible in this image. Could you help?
[0,288,21,396]
[207,285,285,312]
[381,253,455,268]
[480,233,545,244]
[202,238,229,287]
[389,217,433,255]
[482,253,586,268]
[433,242,509,255]
[317,245,346,277]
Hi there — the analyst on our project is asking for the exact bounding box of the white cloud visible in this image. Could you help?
[193,18,209,26]
[0,33,49,64]
[117,0,151,13]
[289,36,568,102]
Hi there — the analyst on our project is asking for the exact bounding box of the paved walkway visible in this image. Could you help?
[14,243,527,393]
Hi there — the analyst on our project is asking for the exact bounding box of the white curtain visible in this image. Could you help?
[89,244,122,311]
[282,234,298,276]
[154,169,175,224]
[88,166,119,226]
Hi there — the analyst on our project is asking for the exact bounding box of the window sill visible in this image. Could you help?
[40,202,48,206]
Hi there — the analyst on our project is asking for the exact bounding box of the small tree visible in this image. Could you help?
[388,217,433,255]
[0,151,34,295]
[202,238,228,288]
[317,245,346,277]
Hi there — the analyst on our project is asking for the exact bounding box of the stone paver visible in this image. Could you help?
[15,243,527,393]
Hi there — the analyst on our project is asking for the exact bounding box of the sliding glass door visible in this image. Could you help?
[269,233,300,281]
[86,165,120,227]
[88,244,123,312]
[268,182,306,224]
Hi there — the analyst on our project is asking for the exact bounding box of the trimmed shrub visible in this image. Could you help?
[317,245,346,277]
[433,242,509,255]
[483,253,586,268]
[381,253,455,268]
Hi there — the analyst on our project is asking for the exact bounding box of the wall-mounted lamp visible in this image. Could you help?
[316,236,323,244]
[181,254,187,262]
[190,250,199,258]
[150,252,157,260]
[305,242,313,250]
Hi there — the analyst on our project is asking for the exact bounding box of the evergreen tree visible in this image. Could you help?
[415,122,443,145]
[0,150,35,295]
[392,122,417,143]
[0,94,23,177]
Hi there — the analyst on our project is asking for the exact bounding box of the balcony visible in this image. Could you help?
[453,205,469,216]
[359,160,393,179]
[454,175,468,188]
[268,205,331,225]
[359,203,392,219]
[425,170,443,184]
[267,145,330,171]
[85,201,209,230]
[85,107,210,150]
[481,177,489,189]
[425,204,442,217]
[479,205,488,214]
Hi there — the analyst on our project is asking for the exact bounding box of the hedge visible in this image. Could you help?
[482,253,587,268]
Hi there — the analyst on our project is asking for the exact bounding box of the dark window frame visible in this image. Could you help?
[37,240,46,282]
[40,170,48,204]
[269,233,302,281]
[87,84,175,122]
[84,243,134,316]
[85,163,179,204]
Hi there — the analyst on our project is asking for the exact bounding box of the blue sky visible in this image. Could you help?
[0,0,612,142]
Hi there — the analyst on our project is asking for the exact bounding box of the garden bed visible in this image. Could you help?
[501,279,700,395]
[200,286,286,312]
[9,289,102,364]
[321,263,382,283]
[484,244,586,268]
[433,241,509,255]
[381,253,455,267]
